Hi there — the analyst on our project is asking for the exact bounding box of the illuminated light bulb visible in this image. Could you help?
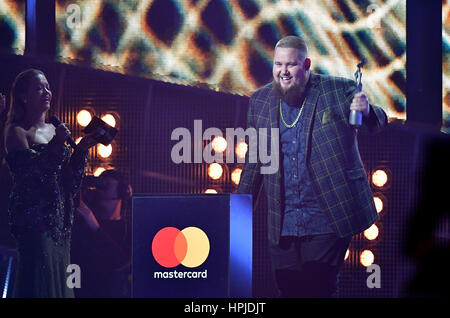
[374,196,384,213]
[344,249,350,261]
[360,250,375,267]
[208,163,223,180]
[211,136,227,153]
[372,169,388,187]
[76,110,92,127]
[364,224,379,240]
[101,114,116,127]
[231,168,242,185]
[93,167,106,177]
[204,189,218,194]
[235,142,248,159]
[98,144,112,158]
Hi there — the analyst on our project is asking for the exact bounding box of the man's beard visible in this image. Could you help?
[272,78,308,107]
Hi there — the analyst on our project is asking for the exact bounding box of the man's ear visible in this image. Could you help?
[304,58,311,70]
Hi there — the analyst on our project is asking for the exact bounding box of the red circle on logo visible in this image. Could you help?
[151,227,188,268]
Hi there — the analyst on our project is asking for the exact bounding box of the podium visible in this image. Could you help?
[132,194,252,298]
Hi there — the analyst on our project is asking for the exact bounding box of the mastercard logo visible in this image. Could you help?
[151,227,210,268]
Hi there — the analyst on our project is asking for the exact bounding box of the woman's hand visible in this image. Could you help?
[77,132,100,151]
[54,123,72,144]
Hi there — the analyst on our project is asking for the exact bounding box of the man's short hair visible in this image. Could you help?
[275,35,308,55]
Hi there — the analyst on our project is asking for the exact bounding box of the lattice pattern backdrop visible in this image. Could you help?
[1,0,449,130]
[53,0,407,118]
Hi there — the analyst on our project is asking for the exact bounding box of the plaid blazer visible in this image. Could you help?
[238,72,388,245]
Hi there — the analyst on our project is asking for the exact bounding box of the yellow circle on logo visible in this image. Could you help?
[180,227,210,268]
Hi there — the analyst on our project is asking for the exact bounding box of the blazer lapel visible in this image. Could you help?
[268,92,279,130]
[303,73,321,156]
[267,88,282,189]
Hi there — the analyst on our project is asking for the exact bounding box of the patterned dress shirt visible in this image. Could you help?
[279,99,334,237]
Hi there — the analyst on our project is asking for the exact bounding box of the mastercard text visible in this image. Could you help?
[153,269,207,279]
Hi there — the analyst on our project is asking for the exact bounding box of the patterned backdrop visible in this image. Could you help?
[0,0,448,130]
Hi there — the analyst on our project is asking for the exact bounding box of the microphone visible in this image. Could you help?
[349,58,367,128]
[50,115,77,149]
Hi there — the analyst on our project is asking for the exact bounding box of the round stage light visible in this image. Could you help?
[344,249,350,261]
[360,250,375,267]
[231,168,242,185]
[76,110,92,127]
[98,144,112,158]
[374,196,384,213]
[101,114,116,127]
[93,167,106,177]
[364,224,379,241]
[204,189,218,194]
[211,136,227,153]
[208,163,223,180]
[372,169,388,187]
[235,142,248,159]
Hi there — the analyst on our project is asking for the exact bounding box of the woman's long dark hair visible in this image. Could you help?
[6,69,45,126]
[1,69,45,157]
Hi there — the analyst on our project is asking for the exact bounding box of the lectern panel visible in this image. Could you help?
[132,194,252,298]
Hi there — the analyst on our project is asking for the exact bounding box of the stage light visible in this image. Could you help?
[374,196,384,213]
[76,110,92,127]
[211,136,227,153]
[208,163,223,180]
[101,114,116,127]
[344,249,350,261]
[231,168,242,185]
[94,167,106,177]
[235,142,248,159]
[360,250,375,267]
[204,189,218,194]
[364,224,379,240]
[372,169,388,188]
[98,144,112,158]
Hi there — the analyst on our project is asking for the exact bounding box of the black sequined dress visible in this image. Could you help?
[6,138,89,298]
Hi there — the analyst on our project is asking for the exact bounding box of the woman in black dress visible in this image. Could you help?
[4,69,98,297]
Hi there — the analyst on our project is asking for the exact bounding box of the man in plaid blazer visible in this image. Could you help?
[238,36,387,297]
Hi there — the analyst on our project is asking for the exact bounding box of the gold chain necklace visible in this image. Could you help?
[280,98,306,128]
